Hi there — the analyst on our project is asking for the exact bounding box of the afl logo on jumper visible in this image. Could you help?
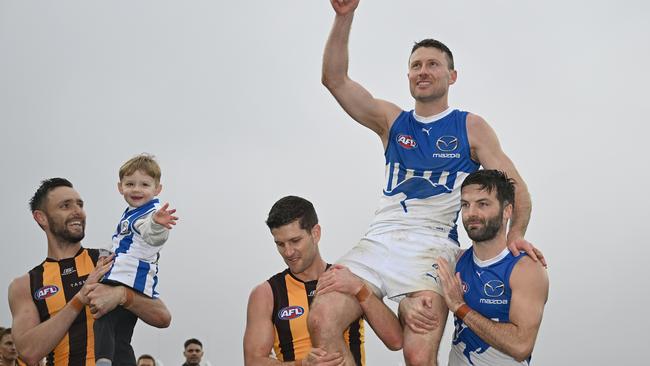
[461,281,469,294]
[34,285,59,300]
[119,219,130,235]
[397,134,417,149]
[278,306,305,320]
[484,280,505,297]
[436,136,458,152]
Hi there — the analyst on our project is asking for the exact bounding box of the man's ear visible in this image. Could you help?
[311,224,322,244]
[33,210,48,229]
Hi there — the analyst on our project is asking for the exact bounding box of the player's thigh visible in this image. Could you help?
[401,290,449,349]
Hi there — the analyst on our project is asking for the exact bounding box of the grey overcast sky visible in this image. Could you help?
[1,0,648,365]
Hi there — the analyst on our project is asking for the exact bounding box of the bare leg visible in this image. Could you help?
[309,291,363,366]
[400,290,449,366]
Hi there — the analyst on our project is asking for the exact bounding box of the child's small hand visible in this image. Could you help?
[152,202,178,229]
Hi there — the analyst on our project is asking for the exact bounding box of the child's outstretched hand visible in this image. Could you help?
[152,202,178,229]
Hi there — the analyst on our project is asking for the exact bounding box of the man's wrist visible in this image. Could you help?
[355,284,371,303]
[454,303,472,320]
[120,287,135,308]
[70,295,84,312]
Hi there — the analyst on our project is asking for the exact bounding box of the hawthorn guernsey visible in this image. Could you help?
[278,306,305,320]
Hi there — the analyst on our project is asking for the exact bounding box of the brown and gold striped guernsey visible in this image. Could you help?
[268,265,365,365]
[29,247,99,366]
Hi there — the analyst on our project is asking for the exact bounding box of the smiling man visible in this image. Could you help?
[7,178,171,366]
[311,1,537,365]
[435,170,548,365]
[243,196,402,366]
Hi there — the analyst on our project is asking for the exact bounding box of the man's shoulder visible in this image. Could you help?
[511,255,549,289]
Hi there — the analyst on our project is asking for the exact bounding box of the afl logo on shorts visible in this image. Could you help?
[278,306,304,320]
[119,219,130,235]
[34,285,59,300]
[397,134,417,149]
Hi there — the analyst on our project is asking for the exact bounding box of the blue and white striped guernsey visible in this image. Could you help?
[450,248,530,366]
[368,108,479,243]
[102,198,162,298]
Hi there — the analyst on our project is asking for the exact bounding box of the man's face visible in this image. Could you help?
[0,334,17,361]
[461,184,509,242]
[37,186,86,244]
[118,169,161,208]
[407,47,457,103]
[137,359,155,366]
[183,343,203,365]
[271,220,320,276]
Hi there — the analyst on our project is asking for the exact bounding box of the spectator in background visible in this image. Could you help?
[137,354,156,366]
[182,339,203,366]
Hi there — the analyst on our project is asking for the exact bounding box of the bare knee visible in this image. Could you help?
[403,343,437,366]
[308,298,344,343]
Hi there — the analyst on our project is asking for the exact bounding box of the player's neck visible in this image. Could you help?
[471,234,507,261]
[47,236,82,260]
[414,98,449,117]
[293,258,327,282]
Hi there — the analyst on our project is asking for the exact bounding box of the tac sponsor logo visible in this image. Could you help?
[397,134,417,149]
[436,136,459,152]
[34,285,59,300]
[119,219,130,235]
[484,280,505,297]
[278,306,304,320]
[480,298,508,305]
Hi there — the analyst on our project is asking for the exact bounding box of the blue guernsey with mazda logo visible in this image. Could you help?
[450,247,530,365]
[369,108,479,243]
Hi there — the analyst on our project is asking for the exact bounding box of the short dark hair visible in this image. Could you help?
[411,39,455,70]
[0,327,11,341]
[266,196,318,231]
[29,178,73,212]
[137,355,156,366]
[461,170,515,208]
[184,338,203,349]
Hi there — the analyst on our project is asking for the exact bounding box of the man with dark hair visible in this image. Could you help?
[314,1,541,365]
[136,355,155,366]
[0,328,18,366]
[434,170,548,365]
[243,196,402,365]
[182,339,203,366]
[8,178,171,366]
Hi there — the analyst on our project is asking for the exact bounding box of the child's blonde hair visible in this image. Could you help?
[119,153,161,183]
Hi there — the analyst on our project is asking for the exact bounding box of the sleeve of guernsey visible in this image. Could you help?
[134,213,169,247]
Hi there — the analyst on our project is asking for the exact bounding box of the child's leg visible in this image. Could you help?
[93,308,118,366]
[112,307,138,366]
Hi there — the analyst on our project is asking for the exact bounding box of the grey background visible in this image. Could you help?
[1,0,648,365]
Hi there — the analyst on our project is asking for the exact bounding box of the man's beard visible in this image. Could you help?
[464,211,503,242]
[48,214,85,243]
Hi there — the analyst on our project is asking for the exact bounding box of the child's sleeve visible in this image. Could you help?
[134,212,169,247]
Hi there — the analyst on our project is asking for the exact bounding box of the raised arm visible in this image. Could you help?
[467,114,539,259]
[316,264,403,350]
[323,0,401,144]
[437,256,548,361]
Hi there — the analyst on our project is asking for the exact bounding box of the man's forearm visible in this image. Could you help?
[509,184,532,238]
[359,294,402,350]
[14,295,84,364]
[461,310,532,361]
[124,289,171,328]
[322,13,354,88]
